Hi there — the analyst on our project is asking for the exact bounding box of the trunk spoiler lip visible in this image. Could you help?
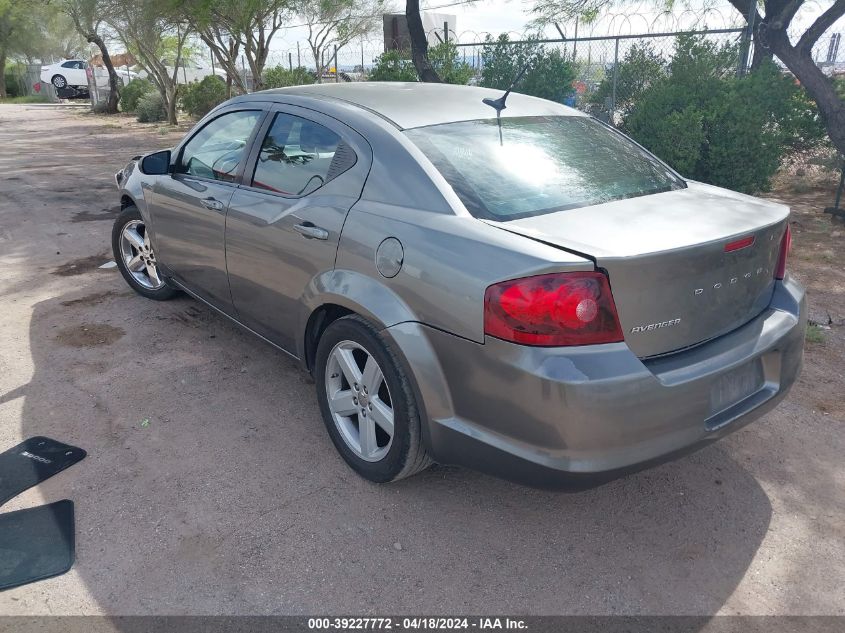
[482,214,790,262]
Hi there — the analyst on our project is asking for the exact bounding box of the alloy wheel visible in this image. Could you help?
[325,340,394,462]
[119,219,165,290]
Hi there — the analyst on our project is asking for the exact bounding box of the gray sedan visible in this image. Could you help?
[113,83,806,488]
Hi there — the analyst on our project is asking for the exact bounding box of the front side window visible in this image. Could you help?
[405,116,685,220]
[251,113,345,196]
[177,110,261,182]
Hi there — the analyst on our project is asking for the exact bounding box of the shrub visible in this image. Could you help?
[368,43,472,84]
[623,35,826,193]
[590,43,667,114]
[121,78,155,113]
[179,75,227,118]
[480,34,576,102]
[368,50,418,82]
[135,91,166,123]
[429,42,474,85]
[263,65,315,88]
[4,64,26,98]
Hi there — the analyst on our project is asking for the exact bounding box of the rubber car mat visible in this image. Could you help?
[0,500,75,591]
[0,437,86,508]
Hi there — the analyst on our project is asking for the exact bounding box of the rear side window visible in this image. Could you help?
[251,113,355,197]
[176,110,261,182]
[405,116,685,220]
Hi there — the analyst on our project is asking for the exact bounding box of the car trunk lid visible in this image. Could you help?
[485,181,789,357]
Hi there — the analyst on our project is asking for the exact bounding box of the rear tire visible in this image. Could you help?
[315,315,432,482]
[112,205,178,301]
[51,74,67,89]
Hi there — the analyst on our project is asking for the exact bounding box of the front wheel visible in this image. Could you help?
[112,206,178,300]
[315,315,432,482]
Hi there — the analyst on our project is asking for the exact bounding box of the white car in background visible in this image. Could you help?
[41,59,140,90]
[41,60,88,89]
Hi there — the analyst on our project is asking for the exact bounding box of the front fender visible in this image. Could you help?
[116,160,150,221]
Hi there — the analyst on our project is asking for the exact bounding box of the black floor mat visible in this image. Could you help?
[0,437,86,508]
[0,500,75,591]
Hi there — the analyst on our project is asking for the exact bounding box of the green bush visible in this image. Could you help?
[480,34,576,102]
[121,78,155,113]
[368,50,418,82]
[368,43,473,84]
[263,65,315,88]
[179,75,227,118]
[622,35,826,193]
[590,43,667,113]
[4,63,26,98]
[429,42,474,85]
[136,91,166,123]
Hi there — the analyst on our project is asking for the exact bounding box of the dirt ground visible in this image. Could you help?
[0,103,843,616]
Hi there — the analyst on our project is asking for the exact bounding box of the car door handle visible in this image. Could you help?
[293,222,329,240]
[200,197,224,211]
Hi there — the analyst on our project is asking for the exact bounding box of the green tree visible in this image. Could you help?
[297,0,384,82]
[263,65,316,88]
[368,49,418,81]
[178,0,293,93]
[108,0,190,124]
[428,41,473,85]
[623,35,825,193]
[368,43,473,84]
[590,43,667,114]
[0,0,40,98]
[480,34,575,102]
[528,0,845,166]
[59,0,122,113]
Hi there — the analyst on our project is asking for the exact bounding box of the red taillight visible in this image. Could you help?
[725,235,755,252]
[775,225,791,280]
[484,272,624,346]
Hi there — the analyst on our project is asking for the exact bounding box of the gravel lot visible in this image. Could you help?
[0,103,843,616]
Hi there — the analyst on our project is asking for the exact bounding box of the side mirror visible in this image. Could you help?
[139,150,171,175]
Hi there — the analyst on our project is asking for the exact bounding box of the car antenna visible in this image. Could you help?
[482,57,533,145]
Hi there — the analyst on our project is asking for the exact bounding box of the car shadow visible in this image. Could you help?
[7,279,772,615]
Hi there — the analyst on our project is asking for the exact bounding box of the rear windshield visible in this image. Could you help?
[405,116,685,220]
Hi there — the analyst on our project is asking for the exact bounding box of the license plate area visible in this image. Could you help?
[709,361,765,421]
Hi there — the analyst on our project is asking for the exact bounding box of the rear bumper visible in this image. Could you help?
[386,276,806,489]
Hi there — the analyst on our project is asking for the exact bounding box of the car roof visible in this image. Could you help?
[251,82,586,130]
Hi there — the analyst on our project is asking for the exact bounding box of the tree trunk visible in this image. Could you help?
[197,32,247,94]
[767,29,845,157]
[749,44,773,71]
[406,0,440,82]
[0,47,7,99]
[88,33,119,114]
[165,84,178,125]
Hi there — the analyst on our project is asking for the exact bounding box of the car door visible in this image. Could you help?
[225,105,371,353]
[61,61,86,86]
[148,107,265,311]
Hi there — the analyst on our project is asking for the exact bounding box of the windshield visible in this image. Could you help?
[405,116,685,220]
